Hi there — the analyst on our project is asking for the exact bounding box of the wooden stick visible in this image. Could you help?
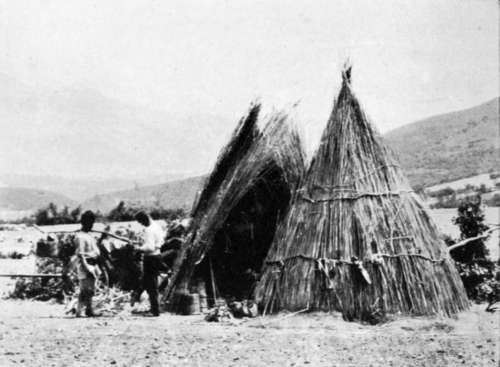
[208,257,217,303]
[32,225,78,234]
[447,226,500,253]
[258,306,309,327]
[32,225,135,244]
[0,273,63,278]
[91,230,135,244]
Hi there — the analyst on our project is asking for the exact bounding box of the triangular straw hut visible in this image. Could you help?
[165,103,306,307]
[255,67,469,320]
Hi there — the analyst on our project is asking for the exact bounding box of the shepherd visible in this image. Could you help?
[132,211,166,317]
[74,210,101,317]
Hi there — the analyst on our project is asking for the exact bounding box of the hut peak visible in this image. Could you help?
[342,62,352,84]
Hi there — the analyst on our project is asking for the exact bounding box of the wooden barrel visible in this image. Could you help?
[185,293,200,315]
[171,290,189,314]
[35,239,59,258]
[199,295,208,313]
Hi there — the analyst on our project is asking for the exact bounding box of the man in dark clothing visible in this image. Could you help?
[74,210,100,317]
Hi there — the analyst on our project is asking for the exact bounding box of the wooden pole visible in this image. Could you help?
[208,257,217,304]
[0,274,62,278]
[91,230,135,244]
[32,225,135,244]
[447,226,500,253]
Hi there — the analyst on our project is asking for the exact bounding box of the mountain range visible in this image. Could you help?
[81,176,205,213]
[0,187,76,211]
[385,97,499,189]
[1,70,498,214]
[75,97,500,213]
[0,72,232,186]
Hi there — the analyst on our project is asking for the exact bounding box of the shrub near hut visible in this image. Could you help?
[448,197,499,309]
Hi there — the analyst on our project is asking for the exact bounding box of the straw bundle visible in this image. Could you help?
[164,103,306,303]
[255,67,469,320]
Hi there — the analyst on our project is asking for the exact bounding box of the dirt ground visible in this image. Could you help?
[0,300,498,367]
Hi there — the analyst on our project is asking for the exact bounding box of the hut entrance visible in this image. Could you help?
[199,166,291,302]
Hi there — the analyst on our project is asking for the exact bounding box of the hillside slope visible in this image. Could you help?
[0,173,188,202]
[81,98,500,212]
[0,187,76,211]
[81,176,205,213]
[0,73,232,182]
[384,97,499,188]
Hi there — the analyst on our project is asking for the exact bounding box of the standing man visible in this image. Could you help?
[75,210,101,317]
[133,211,165,316]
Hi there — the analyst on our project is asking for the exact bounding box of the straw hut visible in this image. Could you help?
[255,67,469,320]
[164,103,306,307]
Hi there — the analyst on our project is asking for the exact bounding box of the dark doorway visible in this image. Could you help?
[197,165,292,301]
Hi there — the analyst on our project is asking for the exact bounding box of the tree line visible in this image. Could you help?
[428,182,500,209]
[29,201,187,226]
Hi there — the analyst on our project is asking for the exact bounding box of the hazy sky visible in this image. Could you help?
[0,0,498,177]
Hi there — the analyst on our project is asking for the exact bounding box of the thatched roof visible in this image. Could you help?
[164,103,306,303]
[255,67,469,320]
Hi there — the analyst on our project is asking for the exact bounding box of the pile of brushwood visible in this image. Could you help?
[205,299,258,322]
[65,285,132,316]
[9,257,70,302]
[447,197,500,312]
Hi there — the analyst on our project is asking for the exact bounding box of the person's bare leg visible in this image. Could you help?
[76,292,84,317]
[79,278,97,317]
[85,295,94,316]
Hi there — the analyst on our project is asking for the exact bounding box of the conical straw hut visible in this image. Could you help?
[164,103,305,308]
[255,67,469,321]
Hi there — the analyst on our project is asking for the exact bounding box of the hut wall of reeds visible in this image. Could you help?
[164,104,306,307]
[254,68,469,320]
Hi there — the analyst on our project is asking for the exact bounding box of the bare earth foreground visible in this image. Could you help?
[0,300,498,367]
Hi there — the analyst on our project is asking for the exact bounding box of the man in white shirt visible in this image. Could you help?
[133,211,165,316]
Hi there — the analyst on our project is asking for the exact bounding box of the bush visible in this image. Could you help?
[31,201,186,225]
[429,192,466,209]
[451,197,489,262]
[428,186,455,198]
[448,197,498,304]
[484,193,500,207]
[8,257,70,302]
[0,251,25,259]
[107,201,136,222]
[9,277,66,302]
[34,203,83,226]
[108,201,186,222]
[453,260,497,301]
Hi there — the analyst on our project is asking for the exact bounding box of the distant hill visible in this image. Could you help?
[81,176,205,213]
[0,173,189,202]
[0,187,76,211]
[3,94,497,213]
[384,97,499,188]
[81,98,500,212]
[0,73,232,182]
